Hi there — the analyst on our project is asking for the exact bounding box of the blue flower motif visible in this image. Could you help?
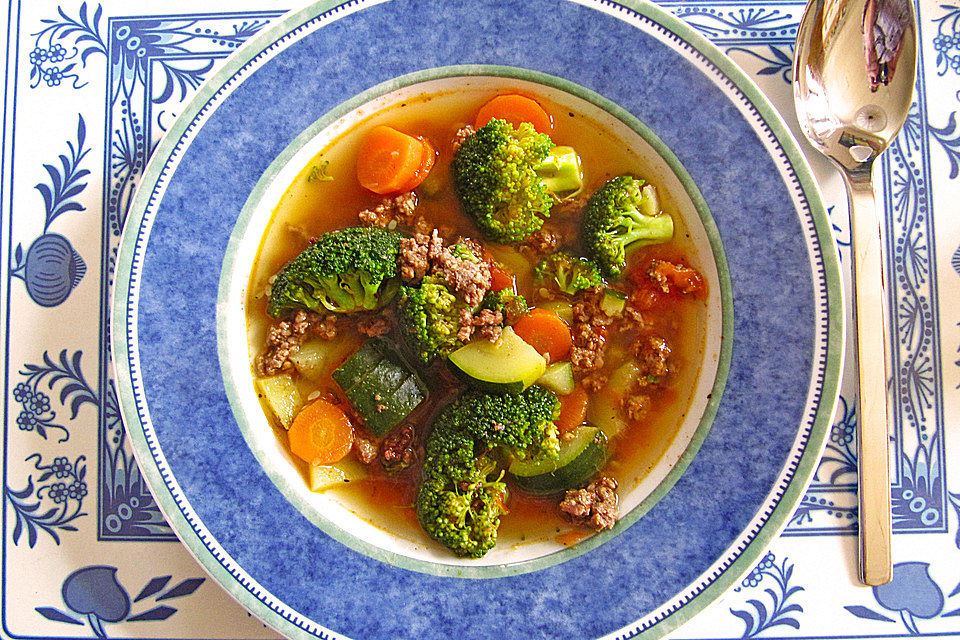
[43,66,62,87]
[758,552,775,569]
[67,481,88,500]
[872,562,944,632]
[29,47,48,64]
[831,422,855,445]
[51,457,72,479]
[16,411,37,431]
[48,43,67,63]
[12,382,33,403]
[951,56,960,72]
[26,391,50,414]
[48,483,68,504]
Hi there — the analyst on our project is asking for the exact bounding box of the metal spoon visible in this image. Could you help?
[793,0,916,586]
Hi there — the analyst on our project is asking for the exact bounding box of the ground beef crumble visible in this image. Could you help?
[358,192,418,229]
[570,292,613,372]
[623,394,650,421]
[257,310,336,376]
[559,476,619,531]
[634,335,671,379]
[352,432,379,465]
[398,229,492,307]
[380,424,417,471]
[581,372,608,393]
[356,309,393,338]
[523,227,561,255]
[451,125,475,152]
[457,308,503,343]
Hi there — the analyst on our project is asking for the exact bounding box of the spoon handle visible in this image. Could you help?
[843,166,893,587]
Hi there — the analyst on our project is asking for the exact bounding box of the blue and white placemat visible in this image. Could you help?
[1,0,958,638]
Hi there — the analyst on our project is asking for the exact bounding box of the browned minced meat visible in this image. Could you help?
[356,310,393,338]
[352,431,379,465]
[634,335,671,379]
[581,372,608,393]
[358,192,418,229]
[380,424,417,471]
[451,125,476,152]
[570,293,612,372]
[559,476,619,531]
[623,393,650,421]
[617,306,647,332]
[257,310,328,376]
[648,259,704,295]
[523,227,561,255]
[457,308,503,343]
[398,229,492,306]
[398,229,444,281]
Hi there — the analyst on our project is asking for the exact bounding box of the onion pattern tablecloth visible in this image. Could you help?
[1,0,959,638]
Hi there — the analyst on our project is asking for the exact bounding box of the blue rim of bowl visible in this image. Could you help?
[216,63,734,578]
[111,1,842,639]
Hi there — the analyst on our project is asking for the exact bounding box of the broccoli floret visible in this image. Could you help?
[452,119,583,244]
[416,428,508,558]
[435,386,561,465]
[534,251,605,296]
[396,277,469,364]
[267,227,401,317]
[415,386,561,557]
[479,289,528,324]
[581,175,674,278]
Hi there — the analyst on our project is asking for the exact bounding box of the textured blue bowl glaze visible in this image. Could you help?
[113,1,841,639]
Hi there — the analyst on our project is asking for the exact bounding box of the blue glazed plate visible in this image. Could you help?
[111,1,842,639]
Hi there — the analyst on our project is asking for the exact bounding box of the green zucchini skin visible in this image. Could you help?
[509,427,608,494]
[448,326,546,393]
[332,338,427,436]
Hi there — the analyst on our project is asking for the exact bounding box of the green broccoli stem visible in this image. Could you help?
[613,208,675,249]
[534,146,583,197]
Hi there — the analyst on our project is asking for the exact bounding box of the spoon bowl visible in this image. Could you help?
[793,0,917,586]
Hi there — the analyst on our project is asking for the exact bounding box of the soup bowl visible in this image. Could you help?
[218,68,730,576]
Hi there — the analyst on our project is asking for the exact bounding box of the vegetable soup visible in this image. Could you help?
[246,85,710,558]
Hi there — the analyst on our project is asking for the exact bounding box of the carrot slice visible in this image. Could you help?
[475,94,553,134]
[395,136,436,193]
[489,262,515,292]
[287,398,354,465]
[512,308,572,363]
[356,125,426,195]
[555,386,589,434]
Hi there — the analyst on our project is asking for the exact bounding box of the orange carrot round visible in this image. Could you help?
[395,137,436,193]
[512,308,572,363]
[356,125,430,195]
[555,386,589,434]
[475,94,553,134]
[287,398,354,465]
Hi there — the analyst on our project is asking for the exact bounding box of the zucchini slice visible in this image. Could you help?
[585,362,641,438]
[509,426,608,494]
[332,338,427,436]
[448,326,546,393]
[256,373,303,429]
[600,288,627,317]
[537,361,575,396]
[331,340,384,390]
[291,337,360,383]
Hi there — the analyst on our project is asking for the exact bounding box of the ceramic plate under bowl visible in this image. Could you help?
[112,1,842,639]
